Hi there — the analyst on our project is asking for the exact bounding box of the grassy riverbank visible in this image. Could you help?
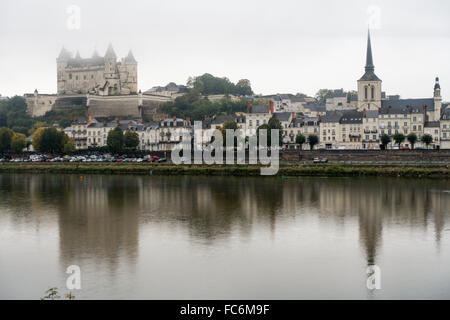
[1,162,450,178]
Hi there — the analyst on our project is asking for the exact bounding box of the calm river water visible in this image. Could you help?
[0,174,449,299]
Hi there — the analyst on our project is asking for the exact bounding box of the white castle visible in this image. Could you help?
[56,44,137,96]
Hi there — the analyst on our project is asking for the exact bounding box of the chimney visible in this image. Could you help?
[362,109,367,117]
[186,116,191,123]
[318,115,321,121]
[247,101,252,113]
[269,101,274,114]
[292,112,295,119]
[103,120,107,126]
[378,107,381,112]
[409,105,413,113]
[88,114,92,125]
[173,115,176,121]
[116,119,120,125]
[423,104,427,111]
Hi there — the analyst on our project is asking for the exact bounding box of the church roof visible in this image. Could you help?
[359,30,381,82]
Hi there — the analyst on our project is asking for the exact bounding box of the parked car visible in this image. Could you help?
[313,158,328,163]
[157,158,167,163]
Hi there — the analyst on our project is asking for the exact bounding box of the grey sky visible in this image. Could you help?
[0,0,449,100]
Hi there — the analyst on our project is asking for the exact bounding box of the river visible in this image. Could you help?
[0,174,449,299]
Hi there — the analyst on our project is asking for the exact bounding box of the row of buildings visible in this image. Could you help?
[66,31,449,151]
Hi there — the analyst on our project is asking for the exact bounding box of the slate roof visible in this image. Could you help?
[273,112,292,122]
[340,111,363,124]
[290,97,306,103]
[424,121,440,128]
[365,110,379,118]
[321,111,342,123]
[328,89,346,98]
[211,115,234,125]
[304,103,326,112]
[441,108,450,120]
[380,98,434,114]
[250,105,270,113]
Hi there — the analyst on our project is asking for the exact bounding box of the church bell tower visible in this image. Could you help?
[358,30,382,111]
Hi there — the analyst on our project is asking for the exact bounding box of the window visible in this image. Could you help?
[364,87,368,100]
[371,87,375,100]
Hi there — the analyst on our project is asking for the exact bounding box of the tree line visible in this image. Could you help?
[187,74,253,96]
[0,96,85,136]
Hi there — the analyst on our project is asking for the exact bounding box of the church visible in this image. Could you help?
[356,30,442,123]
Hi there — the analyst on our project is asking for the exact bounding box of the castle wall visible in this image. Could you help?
[25,94,57,117]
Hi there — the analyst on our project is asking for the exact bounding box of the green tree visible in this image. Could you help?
[315,89,334,103]
[32,127,68,153]
[235,79,253,96]
[10,133,26,153]
[63,138,75,154]
[307,134,319,150]
[393,133,405,147]
[407,133,418,150]
[295,134,306,150]
[380,134,391,150]
[0,127,14,152]
[107,126,124,153]
[421,134,433,149]
[124,130,140,149]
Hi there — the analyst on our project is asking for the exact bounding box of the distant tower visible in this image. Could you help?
[124,50,138,94]
[104,43,119,95]
[433,77,442,121]
[357,30,382,111]
[56,47,71,94]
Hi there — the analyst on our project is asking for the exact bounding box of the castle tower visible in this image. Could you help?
[123,50,138,94]
[56,47,71,94]
[433,77,442,121]
[357,30,382,111]
[104,43,119,95]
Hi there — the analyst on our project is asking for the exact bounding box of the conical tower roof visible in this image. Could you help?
[125,50,137,63]
[359,30,381,81]
[105,43,116,58]
[57,46,71,60]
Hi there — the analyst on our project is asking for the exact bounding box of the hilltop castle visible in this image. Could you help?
[56,44,137,96]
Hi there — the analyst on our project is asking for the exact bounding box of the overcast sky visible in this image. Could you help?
[0,0,449,100]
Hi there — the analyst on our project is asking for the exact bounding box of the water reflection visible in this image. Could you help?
[0,174,449,299]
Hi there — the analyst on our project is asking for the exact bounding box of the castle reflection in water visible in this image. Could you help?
[0,174,449,271]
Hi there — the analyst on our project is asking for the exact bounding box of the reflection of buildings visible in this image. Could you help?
[3,174,449,272]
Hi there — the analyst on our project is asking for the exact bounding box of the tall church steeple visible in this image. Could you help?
[359,30,380,81]
[365,30,374,72]
[357,29,382,111]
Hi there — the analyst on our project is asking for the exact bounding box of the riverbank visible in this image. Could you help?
[1,162,450,178]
